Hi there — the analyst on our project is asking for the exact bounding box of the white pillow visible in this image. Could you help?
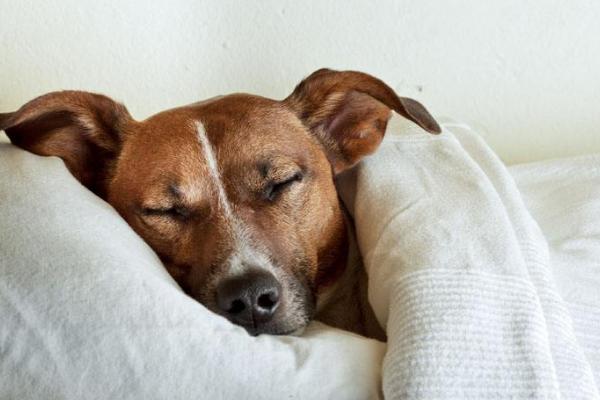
[0,141,385,400]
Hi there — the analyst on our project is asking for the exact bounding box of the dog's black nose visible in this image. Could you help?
[216,270,281,328]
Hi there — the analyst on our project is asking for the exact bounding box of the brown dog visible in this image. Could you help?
[0,69,439,339]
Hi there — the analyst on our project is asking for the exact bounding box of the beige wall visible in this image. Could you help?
[1,0,599,164]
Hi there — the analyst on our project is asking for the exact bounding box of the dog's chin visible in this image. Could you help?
[243,322,308,337]
[224,306,313,336]
[204,300,313,337]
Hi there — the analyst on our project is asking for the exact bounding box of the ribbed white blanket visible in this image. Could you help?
[338,115,600,399]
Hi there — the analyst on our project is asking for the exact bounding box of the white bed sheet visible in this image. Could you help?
[511,155,600,384]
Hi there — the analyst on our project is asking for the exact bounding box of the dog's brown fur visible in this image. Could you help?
[1,69,439,338]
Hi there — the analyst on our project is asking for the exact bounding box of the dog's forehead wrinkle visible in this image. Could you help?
[168,183,182,199]
[258,161,270,178]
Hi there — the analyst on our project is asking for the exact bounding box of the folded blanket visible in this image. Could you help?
[338,115,600,399]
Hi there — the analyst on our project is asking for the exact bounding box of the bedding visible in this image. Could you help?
[1,114,600,399]
[511,154,600,386]
[336,116,600,399]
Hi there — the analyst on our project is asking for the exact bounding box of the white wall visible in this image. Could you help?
[1,0,599,164]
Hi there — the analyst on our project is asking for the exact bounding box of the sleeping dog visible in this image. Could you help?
[0,69,439,339]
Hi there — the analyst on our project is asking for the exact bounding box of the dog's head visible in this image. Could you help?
[1,69,439,335]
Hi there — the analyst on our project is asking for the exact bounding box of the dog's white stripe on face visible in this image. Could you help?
[195,121,274,276]
[195,121,233,217]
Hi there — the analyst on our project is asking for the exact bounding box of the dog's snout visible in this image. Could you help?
[216,270,281,329]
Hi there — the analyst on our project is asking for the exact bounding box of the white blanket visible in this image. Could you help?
[337,115,600,399]
[511,154,600,387]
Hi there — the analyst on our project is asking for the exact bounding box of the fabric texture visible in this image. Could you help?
[511,154,600,387]
[337,115,600,399]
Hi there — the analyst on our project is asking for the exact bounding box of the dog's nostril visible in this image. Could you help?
[257,291,278,311]
[228,299,246,314]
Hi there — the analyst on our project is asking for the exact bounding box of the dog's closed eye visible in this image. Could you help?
[265,172,303,202]
[141,205,191,221]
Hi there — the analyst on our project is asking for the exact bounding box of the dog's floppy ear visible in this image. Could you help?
[0,91,132,195]
[284,68,440,174]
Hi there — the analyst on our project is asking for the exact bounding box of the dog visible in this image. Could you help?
[0,69,440,339]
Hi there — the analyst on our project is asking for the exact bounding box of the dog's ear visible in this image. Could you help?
[0,91,132,195]
[284,69,440,174]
